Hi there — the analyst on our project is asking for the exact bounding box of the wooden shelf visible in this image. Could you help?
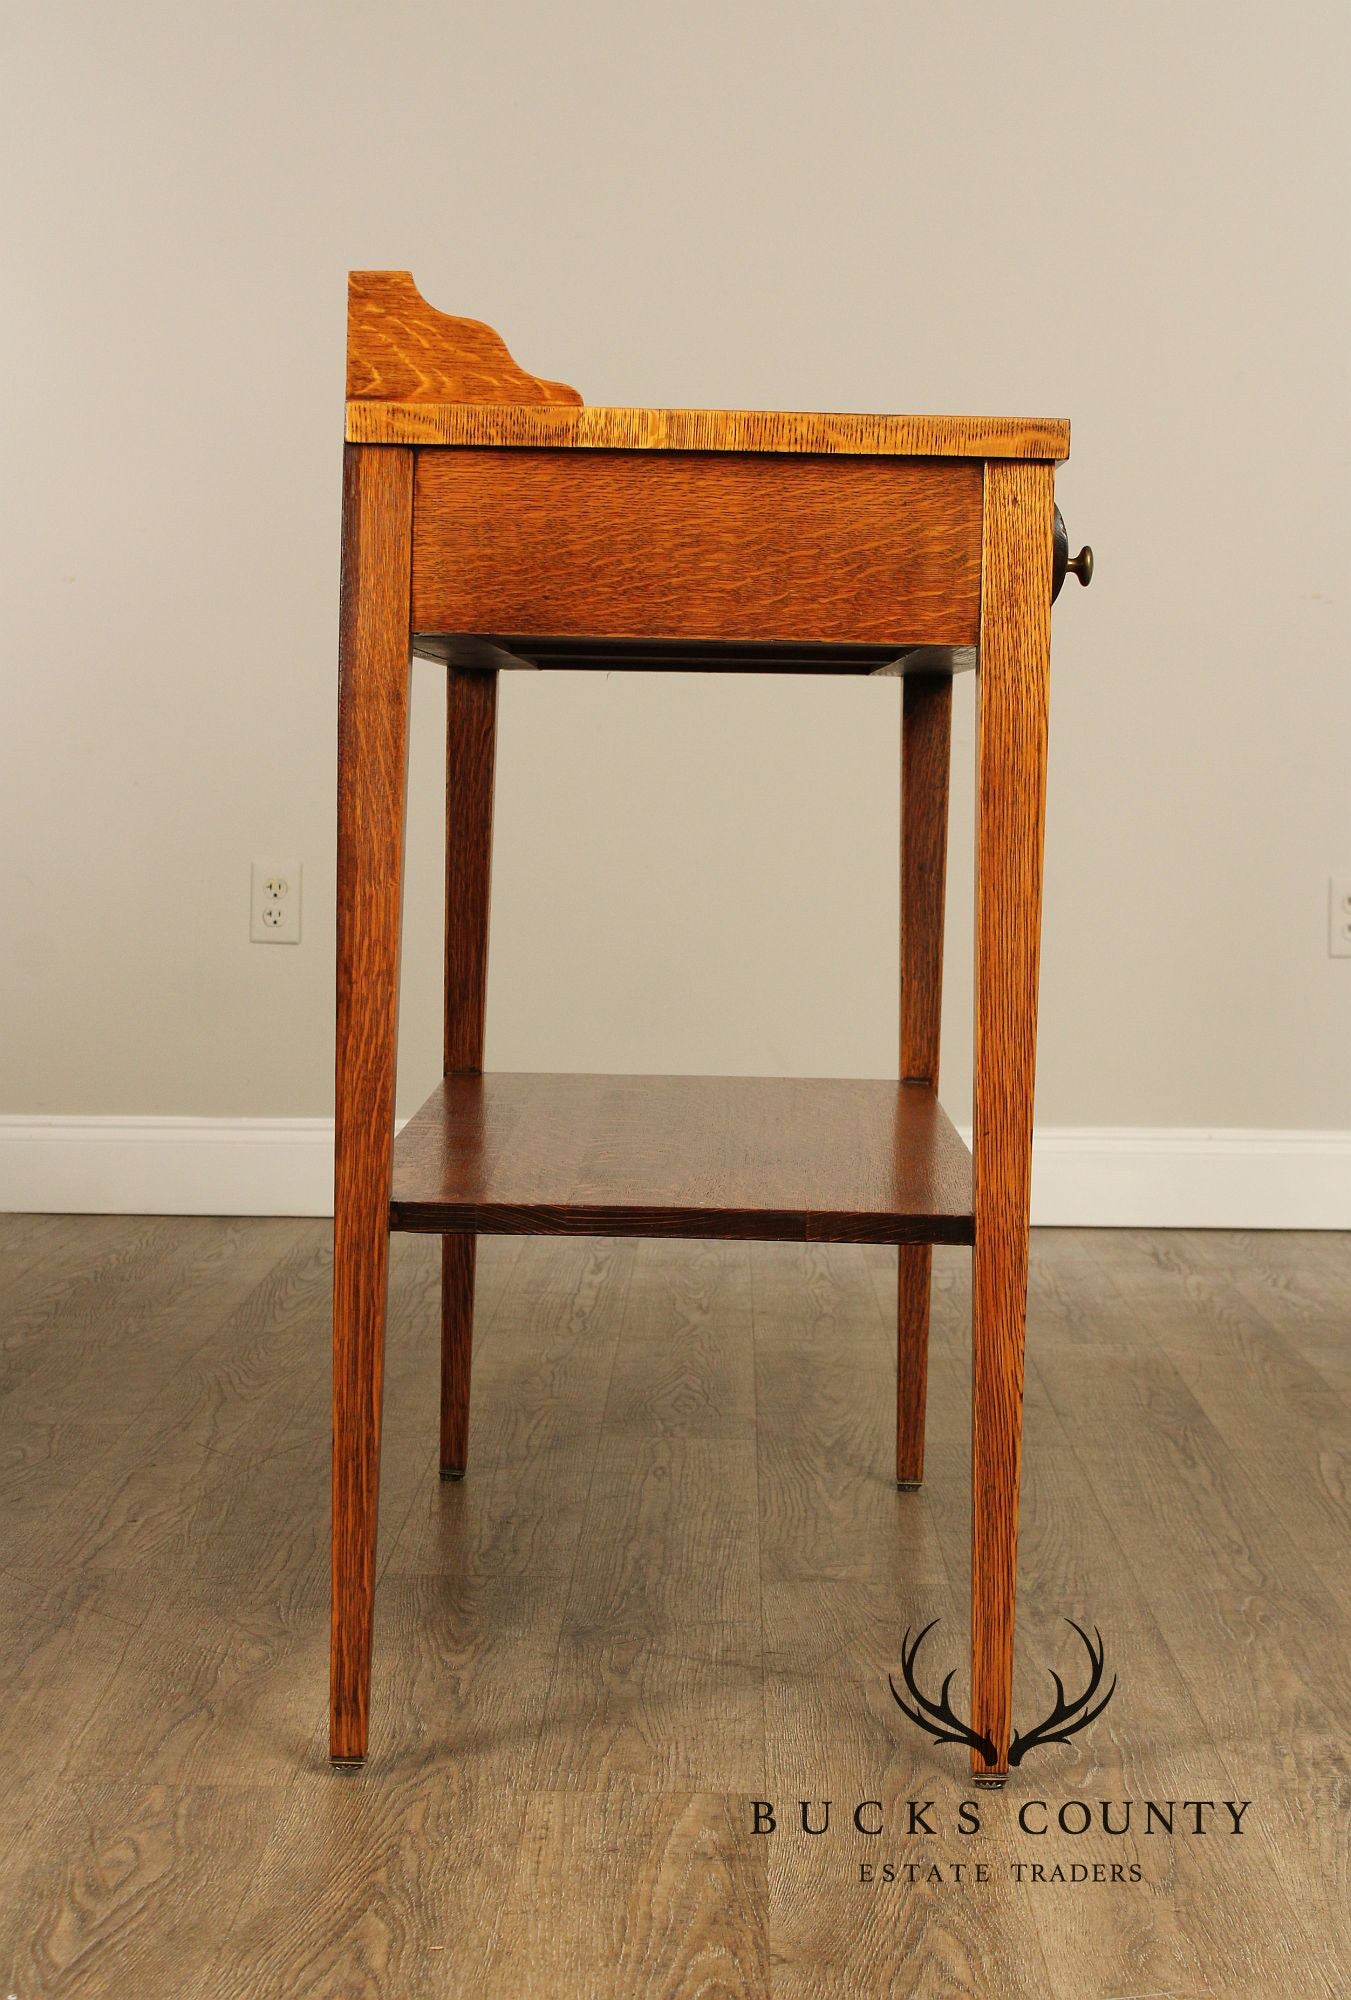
[390,1072,973,1245]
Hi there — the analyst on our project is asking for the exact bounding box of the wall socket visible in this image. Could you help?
[1329,878,1351,959]
[251,860,302,944]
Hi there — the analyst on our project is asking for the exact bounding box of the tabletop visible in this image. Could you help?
[344,271,1071,463]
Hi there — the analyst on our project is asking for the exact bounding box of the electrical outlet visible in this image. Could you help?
[251,859,302,944]
[1329,878,1351,959]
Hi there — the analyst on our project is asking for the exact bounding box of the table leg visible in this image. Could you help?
[970,459,1054,1780]
[440,665,498,1478]
[897,671,952,1488]
[331,443,413,1765]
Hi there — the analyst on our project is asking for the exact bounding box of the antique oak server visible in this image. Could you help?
[332,271,1092,1781]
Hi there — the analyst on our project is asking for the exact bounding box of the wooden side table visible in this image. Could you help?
[331,271,1091,1779]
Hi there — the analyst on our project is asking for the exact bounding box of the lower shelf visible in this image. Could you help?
[390,1072,974,1246]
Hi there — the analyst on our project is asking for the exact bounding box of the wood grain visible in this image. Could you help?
[440,667,498,1480]
[346,271,580,407]
[483,1792,770,1998]
[389,1072,974,1245]
[1017,1232,1350,1993]
[439,1240,475,1480]
[0,1781,281,2000]
[191,1772,529,2000]
[387,1236,636,1584]
[0,1215,294,1434]
[895,672,953,1490]
[602,1237,756,1444]
[331,442,413,1764]
[753,1243,913,1586]
[411,448,982,648]
[350,397,1070,461]
[969,458,1055,1777]
[442,669,498,1076]
[3,1219,1349,1997]
[900,675,953,1089]
[335,277,1067,1813]
[1006,1398,1327,2000]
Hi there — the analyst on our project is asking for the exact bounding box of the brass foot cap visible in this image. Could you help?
[330,1756,365,1770]
[896,1479,923,1491]
[972,1775,1007,1790]
[439,1467,466,1482]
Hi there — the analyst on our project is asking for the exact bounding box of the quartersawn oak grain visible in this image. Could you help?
[896,672,953,1487]
[335,275,1078,1778]
[352,398,1071,458]
[969,457,1056,1778]
[411,448,983,649]
[346,270,581,407]
[331,443,414,1765]
[439,667,498,1480]
[345,270,1068,454]
[389,1073,974,1246]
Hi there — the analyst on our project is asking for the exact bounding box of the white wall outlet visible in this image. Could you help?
[251,859,302,944]
[1329,878,1351,959]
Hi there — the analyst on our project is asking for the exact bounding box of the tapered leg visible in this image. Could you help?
[970,459,1054,1780]
[331,444,413,1765]
[439,666,498,1478]
[440,1236,476,1477]
[897,671,952,1487]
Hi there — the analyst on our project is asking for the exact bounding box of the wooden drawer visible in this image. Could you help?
[410,446,982,649]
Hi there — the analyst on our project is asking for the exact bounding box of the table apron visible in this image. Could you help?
[410,446,983,649]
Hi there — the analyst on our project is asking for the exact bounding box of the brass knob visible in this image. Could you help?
[1051,504,1094,600]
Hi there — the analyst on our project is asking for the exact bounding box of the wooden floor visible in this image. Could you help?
[0,1217,1346,1998]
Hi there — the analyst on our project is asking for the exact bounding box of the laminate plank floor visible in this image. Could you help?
[0,1217,1345,1997]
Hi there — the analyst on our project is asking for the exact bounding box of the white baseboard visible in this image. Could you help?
[0,1116,1347,1229]
[0,1117,335,1219]
[1023,1127,1350,1229]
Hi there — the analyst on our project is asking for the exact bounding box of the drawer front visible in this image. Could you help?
[411,447,982,649]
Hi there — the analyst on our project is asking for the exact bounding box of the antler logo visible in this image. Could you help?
[888,1619,1117,1768]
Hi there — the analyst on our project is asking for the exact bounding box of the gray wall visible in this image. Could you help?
[4,1,1348,1131]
